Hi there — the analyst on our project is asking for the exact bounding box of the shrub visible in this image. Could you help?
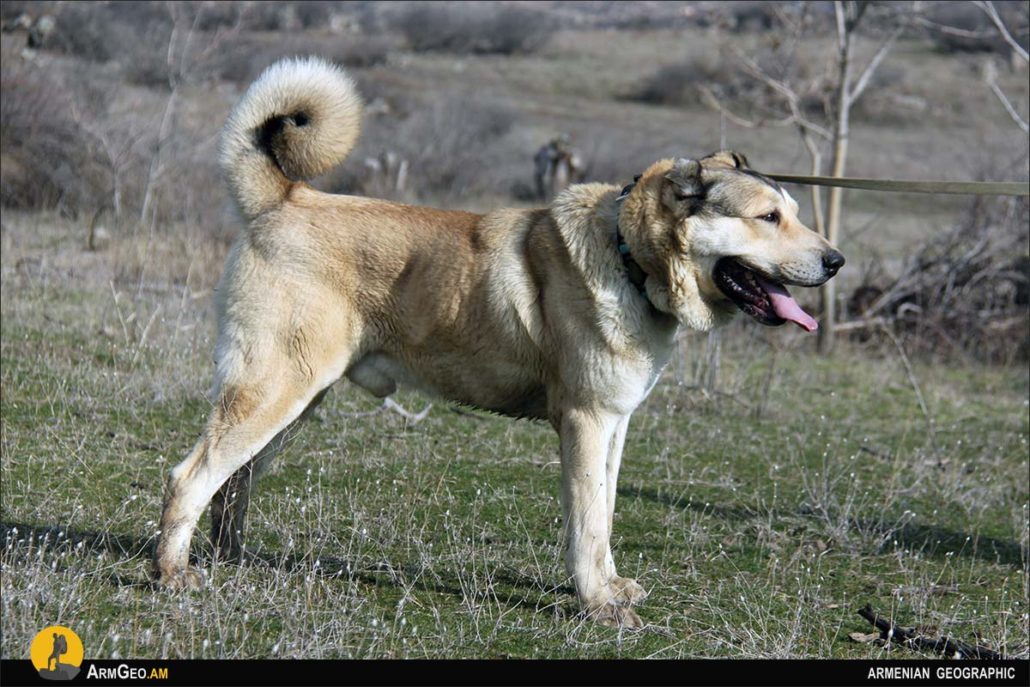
[398,99,515,197]
[43,2,121,63]
[32,2,176,89]
[391,3,554,55]
[0,63,107,214]
[323,95,517,203]
[850,194,1030,363]
[211,34,392,85]
[924,2,1030,56]
[292,1,336,29]
[627,53,751,107]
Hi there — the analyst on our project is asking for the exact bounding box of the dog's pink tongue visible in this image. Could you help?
[755,275,818,332]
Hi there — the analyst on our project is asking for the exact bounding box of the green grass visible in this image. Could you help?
[1,213,1027,659]
[2,1,1028,660]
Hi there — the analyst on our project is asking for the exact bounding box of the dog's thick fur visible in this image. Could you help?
[155,57,843,627]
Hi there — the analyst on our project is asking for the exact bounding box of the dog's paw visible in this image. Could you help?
[588,603,645,630]
[154,566,205,590]
[609,575,648,606]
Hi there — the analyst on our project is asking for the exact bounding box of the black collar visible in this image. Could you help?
[615,178,648,298]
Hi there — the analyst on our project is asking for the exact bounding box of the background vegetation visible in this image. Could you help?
[1,0,1027,659]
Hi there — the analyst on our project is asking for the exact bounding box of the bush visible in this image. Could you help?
[850,195,1030,363]
[923,2,1030,56]
[398,100,515,197]
[323,94,517,203]
[292,1,336,29]
[0,63,107,214]
[0,53,232,232]
[627,53,752,107]
[43,2,121,62]
[227,2,341,32]
[391,3,554,55]
[210,34,392,85]
[29,2,176,89]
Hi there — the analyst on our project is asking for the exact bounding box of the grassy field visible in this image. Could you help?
[1,0,1028,661]
[1,211,1026,659]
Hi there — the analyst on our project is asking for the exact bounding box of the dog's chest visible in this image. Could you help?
[579,308,679,414]
[577,346,671,415]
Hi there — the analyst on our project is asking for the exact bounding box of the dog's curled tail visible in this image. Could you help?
[219,57,363,220]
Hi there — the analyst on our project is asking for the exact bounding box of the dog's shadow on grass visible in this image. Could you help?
[620,487,1026,568]
[239,549,575,618]
[0,520,573,612]
[0,520,162,590]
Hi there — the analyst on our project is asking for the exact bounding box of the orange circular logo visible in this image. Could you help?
[29,626,83,681]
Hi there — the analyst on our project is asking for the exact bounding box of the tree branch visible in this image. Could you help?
[857,604,1004,660]
[731,48,834,139]
[849,1,870,32]
[799,128,826,235]
[975,0,1029,64]
[984,60,1030,132]
[339,398,433,424]
[835,1,848,53]
[911,15,997,40]
[697,85,795,129]
[849,27,903,102]
[697,86,761,128]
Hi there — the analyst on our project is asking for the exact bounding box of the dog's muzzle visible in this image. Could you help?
[713,258,820,332]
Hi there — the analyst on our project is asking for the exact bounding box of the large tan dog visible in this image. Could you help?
[154,57,844,627]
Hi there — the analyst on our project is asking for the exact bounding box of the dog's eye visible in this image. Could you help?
[758,211,780,224]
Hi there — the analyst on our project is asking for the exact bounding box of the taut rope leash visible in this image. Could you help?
[765,173,1029,197]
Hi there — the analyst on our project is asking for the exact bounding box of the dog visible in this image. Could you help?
[154,57,844,628]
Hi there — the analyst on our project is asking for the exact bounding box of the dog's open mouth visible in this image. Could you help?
[713,258,818,332]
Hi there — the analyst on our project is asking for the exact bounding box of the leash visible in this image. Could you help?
[765,173,1029,197]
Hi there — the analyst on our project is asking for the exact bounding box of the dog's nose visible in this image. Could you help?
[822,250,845,276]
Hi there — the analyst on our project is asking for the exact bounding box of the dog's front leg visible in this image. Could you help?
[604,415,648,609]
[559,408,644,628]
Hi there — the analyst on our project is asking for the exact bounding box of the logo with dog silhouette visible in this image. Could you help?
[30,626,83,681]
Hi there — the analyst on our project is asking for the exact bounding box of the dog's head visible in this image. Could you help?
[618,151,844,332]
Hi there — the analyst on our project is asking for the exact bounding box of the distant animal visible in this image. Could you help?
[534,133,584,200]
[154,57,844,628]
[2,12,55,49]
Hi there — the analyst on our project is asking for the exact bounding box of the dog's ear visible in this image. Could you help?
[702,150,750,170]
[665,158,703,196]
[663,158,704,216]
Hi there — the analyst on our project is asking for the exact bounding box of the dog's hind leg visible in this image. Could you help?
[209,387,330,563]
[208,437,283,565]
[154,372,329,589]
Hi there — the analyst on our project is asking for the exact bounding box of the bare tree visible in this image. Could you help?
[138,2,246,233]
[820,1,904,353]
[700,1,906,353]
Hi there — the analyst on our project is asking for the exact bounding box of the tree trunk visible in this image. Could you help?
[800,129,825,236]
[819,1,855,354]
